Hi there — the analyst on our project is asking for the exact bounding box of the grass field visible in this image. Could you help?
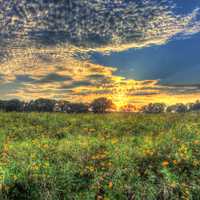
[0,112,200,200]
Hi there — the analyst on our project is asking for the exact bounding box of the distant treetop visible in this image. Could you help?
[1,98,200,113]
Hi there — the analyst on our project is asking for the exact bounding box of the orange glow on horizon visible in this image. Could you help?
[1,45,200,108]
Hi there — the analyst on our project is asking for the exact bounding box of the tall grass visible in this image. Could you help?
[0,112,200,200]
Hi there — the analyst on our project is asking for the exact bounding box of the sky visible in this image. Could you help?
[1,0,200,109]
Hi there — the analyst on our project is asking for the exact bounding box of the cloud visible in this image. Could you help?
[1,0,200,53]
[15,75,35,83]
[1,0,200,107]
[60,80,94,89]
[0,74,4,80]
[35,73,72,83]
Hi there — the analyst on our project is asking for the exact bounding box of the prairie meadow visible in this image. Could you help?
[0,112,200,200]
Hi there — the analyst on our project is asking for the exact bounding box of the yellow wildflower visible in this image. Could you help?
[108,181,113,189]
[13,175,17,181]
[31,163,39,170]
[193,140,199,145]
[43,144,48,149]
[111,138,118,145]
[44,162,49,168]
[173,160,177,165]
[170,181,177,188]
[162,160,169,167]
[87,166,94,172]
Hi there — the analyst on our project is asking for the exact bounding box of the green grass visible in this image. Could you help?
[0,112,200,200]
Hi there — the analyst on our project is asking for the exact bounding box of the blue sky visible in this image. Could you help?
[92,31,200,84]
[91,0,200,85]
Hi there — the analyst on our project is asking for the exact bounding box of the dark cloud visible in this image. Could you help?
[133,92,159,96]
[36,73,72,83]
[87,74,115,86]
[60,80,94,89]
[159,84,200,94]
[0,82,23,96]
[0,74,4,81]
[70,89,112,96]
[139,83,200,94]
[15,75,35,83]
[87,74,107,80]
[36,54,55,63]
[1,0,200,51]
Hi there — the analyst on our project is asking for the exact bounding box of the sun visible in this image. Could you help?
[111,86,131,111]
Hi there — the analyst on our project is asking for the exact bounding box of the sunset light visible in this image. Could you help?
[1,1,200,199]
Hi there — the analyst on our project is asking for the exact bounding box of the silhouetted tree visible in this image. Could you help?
[3,99,24,112]
[27,98,56,112]
[166,103,187,113]
[0,100,5,111]
[67,103,89,113]
[53,101,69,112]
[90,97,115,113]
[1,98,200,114]
[189,100,200,111]
[53,101,89,113]
[141,103,166,114]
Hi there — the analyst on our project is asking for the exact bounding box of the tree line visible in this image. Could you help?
[141,101,200,113]
[0,97,200,113]
[0,97,114,113]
